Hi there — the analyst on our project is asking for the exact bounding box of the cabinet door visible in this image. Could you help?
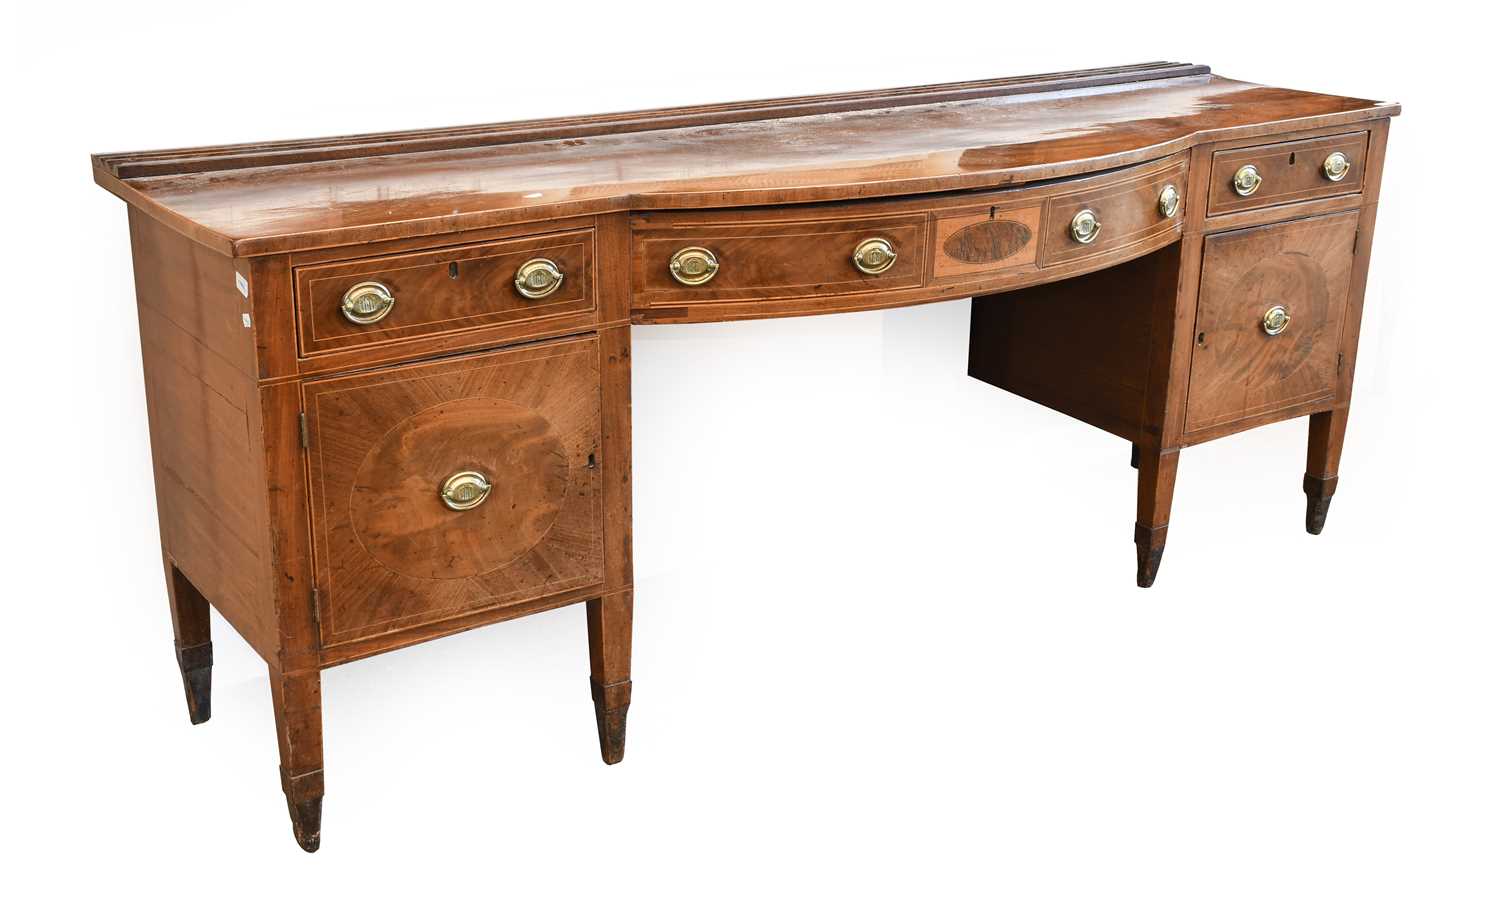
[304,335,604,646]
[1184,211,1358,436]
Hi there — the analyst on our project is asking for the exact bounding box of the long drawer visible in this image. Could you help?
[631,153,1188,322]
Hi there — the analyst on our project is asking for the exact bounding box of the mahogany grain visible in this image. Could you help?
[94,64,1398,850]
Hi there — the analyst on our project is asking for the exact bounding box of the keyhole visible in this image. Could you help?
[1197,332,1207,347]
[449,262,459,279]
[1288,152,1296,165]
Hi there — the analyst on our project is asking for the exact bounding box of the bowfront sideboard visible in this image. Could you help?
[92,63,1399,851]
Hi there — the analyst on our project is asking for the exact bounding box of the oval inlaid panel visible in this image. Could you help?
[1220,252,1330,368]
[350,396,568,580]
[942,219,1033,264]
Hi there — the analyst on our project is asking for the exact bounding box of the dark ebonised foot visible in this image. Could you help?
[1304,474,1338,535]
[175,641,213,725]
[590,678,631,765]
[281,768,325,853]
[1130,443,1141,469]
[1134,523,1168,588]
[288,796,322,853]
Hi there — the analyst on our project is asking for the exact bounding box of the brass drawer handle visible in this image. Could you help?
[852,237,898,274]
[340,281,396,325]
[1262,305,1291,336]
[669,246,719,286]
[1158,184,1181,218]
[439,471,492,511]
[1232,164,1262,197]
[514,258,564,299]
[1069,208,1102,244]
[1322,151,1351,182]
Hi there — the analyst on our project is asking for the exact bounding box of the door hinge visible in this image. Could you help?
[1337,351,1344,371]
[298,412,310,449]
[311,587,322,632]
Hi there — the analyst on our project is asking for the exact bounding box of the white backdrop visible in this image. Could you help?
[4,3,1495,896]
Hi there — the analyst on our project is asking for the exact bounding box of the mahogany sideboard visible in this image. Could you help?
[92,63,1399,851]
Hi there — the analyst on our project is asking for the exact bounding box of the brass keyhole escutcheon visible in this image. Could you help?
[340,281,396,325]
[1262,305,1291,336]
[439,471,493,511]
[1322,151,1351,182]
[852,237,898,274]
[1158,183,1181,218]
[1070,208,1102,244]
[514,258,564,299]
[668,246,720,286]
[1233,164,1263,197]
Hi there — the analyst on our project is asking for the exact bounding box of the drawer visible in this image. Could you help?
[1207,132,1367,216]
[1039,155,1188,267]
[303,336,605,646]
[1184,211,1358,435]
[632,212,927,306]
[295,229,595,356]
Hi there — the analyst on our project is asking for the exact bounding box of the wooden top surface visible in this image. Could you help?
[93,63,1398,257]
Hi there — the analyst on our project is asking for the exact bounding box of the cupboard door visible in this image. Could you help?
[1185,211,1358,436]
[304,335,604,646]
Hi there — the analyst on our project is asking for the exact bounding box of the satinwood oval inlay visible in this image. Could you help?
[942,219,1033,264]
[350,396,568,581]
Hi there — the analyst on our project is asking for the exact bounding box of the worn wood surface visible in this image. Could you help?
[94,64,1396,257]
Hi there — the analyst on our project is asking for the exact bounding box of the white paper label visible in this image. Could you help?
[235,272,249,297]
[241,313,253,328]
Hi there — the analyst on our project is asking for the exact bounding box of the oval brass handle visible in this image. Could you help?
[1322,151,1351,182]
[668,246,720,286]
[1262,305,1291,336]
[1232,164,1263,197]
[1070,209,1102,244]
[1158,184,1181,218]
[852,237,898,275]
[439,471,492,511]
[514,258,564,299]
[340,281,396,325]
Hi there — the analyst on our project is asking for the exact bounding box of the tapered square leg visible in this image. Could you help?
[1305,409,1348,535]
[165,561,213,725]
[1134,448,1180,588]
[586,591,633,765]
[270,665,324,852]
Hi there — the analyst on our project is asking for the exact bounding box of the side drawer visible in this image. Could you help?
[1039,154,1187,267]
[1208,132,1367,216]
[295,229,595,357]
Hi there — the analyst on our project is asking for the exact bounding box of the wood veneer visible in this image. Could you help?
[94,64,1398,851]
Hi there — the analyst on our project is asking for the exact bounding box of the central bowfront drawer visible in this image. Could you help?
[295,228,595,357]
[631,153,1187,317]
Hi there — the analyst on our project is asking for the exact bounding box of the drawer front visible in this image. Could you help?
[1184,211,1358,435]
[1208,132,1367,216]
[632,213,927,306]
[296,229,595,356]
[304,336,604,646]
[1039,155,1187,266]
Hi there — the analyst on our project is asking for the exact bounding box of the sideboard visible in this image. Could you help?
[92,62,1399,850]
